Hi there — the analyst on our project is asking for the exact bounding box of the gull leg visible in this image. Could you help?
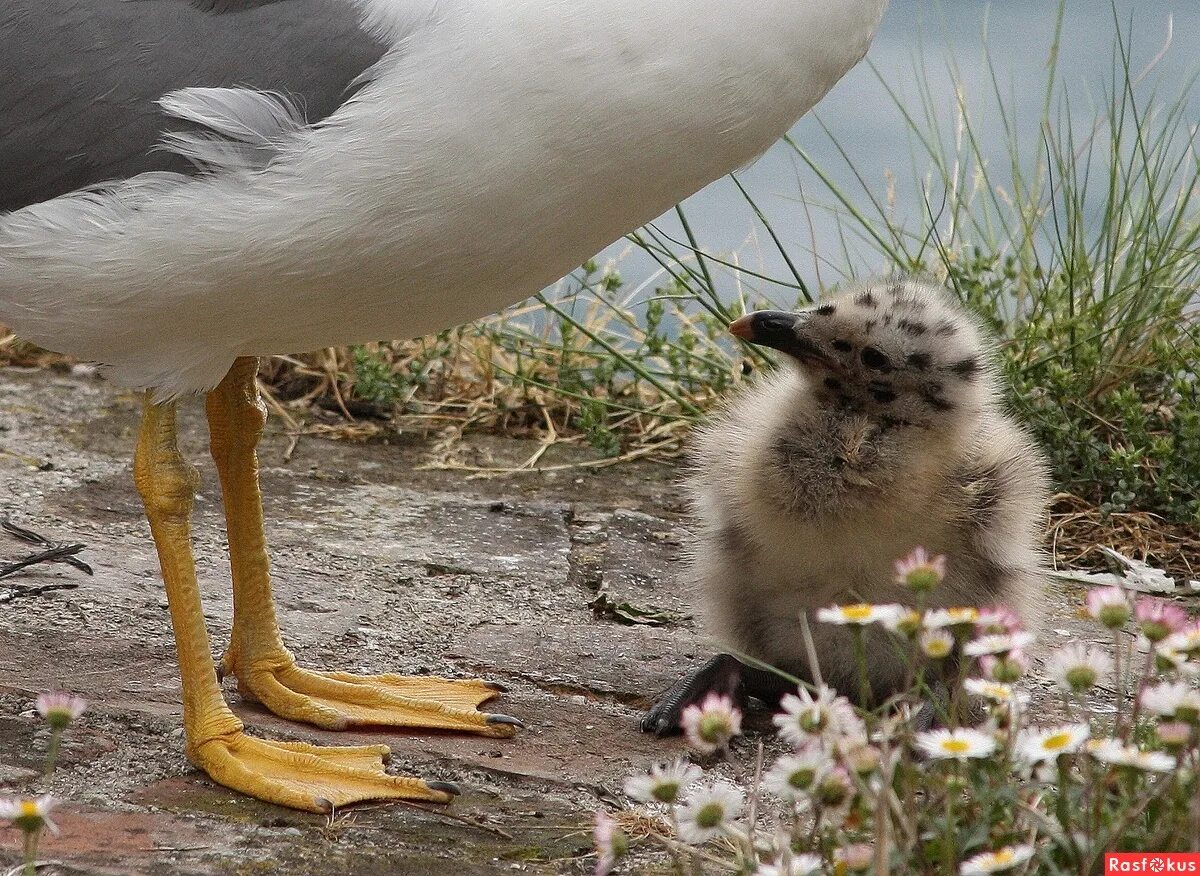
[135,394,457,812]
[207,358,519,737]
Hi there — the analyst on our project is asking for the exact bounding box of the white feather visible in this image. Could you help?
[0,0,888,398]
[158,88,307,172]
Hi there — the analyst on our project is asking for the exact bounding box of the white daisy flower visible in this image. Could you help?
[1017,724,1090,764]
[1044,643,1113,693]
[1140,681,1200,722]
[816,603,905,626]
[881,606,923,637]
[923,607,981,629]
[920,628,955,659]
[680,693,742,754]
[0,795,59,836]
[1160,626,1200,660]
[623,758,703,804]
[773,686,864,747]
[963,678,1029,707]
[959,844,1035,874]
[963,632,1035,657]
[675,782,744,845]
[915,728,996,761]
[763,746,831,801]
[1087,739,1177,772]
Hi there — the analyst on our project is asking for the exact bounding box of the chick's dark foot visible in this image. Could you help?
[642,654,745,736]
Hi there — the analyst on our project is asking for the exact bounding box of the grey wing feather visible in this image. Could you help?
[158,88,307,172]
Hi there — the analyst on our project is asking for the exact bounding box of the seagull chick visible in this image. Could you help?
[643,279,1050,735]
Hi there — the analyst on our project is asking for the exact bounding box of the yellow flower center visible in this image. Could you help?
[19,801,38,818]
[949,608,979,622]
[991,849,1015,865]
[842,604,873,621]
[942,739,971,754]
[1044,732,1073,751]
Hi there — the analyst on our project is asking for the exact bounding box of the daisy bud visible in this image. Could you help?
[1135,598,1188,644]
[845,744,881,777]
[980,650,1029,683]
[1086,587,1131,629]
[593,811,628,876]
[680,693,742,754]
[815,767,852,807]
[1156,722,1192,752]
[35,692,86,732]
[894,547,946,593]
[835,843,875,872]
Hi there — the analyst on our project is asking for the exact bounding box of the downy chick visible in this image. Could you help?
[643,279,1050,734]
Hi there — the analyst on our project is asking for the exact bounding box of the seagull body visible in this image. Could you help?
[1,0,886,397]
[0,0,887,810]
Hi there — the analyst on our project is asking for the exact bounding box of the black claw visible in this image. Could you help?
[313,797,334,813]
[426,781,462,797]
[485,714,525,729]
[484,681,509,693]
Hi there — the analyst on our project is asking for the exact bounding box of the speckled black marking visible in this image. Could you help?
[815,304,836,315]
[934,320,958,337]
[861,347,890,371]
[832,339,852,352]
[907,352,933,370]
[949,357,981,380]
[922,390,955,411]
[870,387,897,404]
[897,318,928,337]
[882,313,893,327]
[824,376,843,391]
[863,320,877,333]
[855,291,878,309]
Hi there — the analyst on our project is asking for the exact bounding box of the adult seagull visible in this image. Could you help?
[0,0,887,811]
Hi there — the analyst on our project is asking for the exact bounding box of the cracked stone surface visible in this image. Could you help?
[0,366,1116,874]
[0,366,703,874]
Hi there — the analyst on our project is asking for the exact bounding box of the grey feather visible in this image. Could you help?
[158,88,307,172]
[181,0,294,13]
[0,0,385,213]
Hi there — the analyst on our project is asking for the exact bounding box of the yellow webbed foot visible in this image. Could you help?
[190,731,459,813]
[222,651,522,738]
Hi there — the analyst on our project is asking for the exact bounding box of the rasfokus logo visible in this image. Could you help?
[1106,854,1200,873]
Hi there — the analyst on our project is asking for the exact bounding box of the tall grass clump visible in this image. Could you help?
[780,3,1199,526]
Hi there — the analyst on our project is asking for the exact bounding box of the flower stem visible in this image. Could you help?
[45,728,62,776]
[854,628,873,709]
[23,829,39,876]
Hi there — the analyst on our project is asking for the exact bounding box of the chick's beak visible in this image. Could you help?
[728,311,818,361]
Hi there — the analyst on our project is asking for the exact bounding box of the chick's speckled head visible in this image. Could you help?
[731,280,995,425]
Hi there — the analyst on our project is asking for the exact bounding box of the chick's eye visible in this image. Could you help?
[861,346,888,369]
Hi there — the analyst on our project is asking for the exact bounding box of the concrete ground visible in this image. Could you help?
[0,367,1106,875]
